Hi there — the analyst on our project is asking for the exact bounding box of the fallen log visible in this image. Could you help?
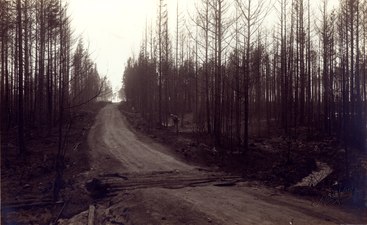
[99,173,128,180]
[213,179,242,187]
[108,176,243,191]
[2,200,64,211]
[72,142,81,151]
[53,200,68,224]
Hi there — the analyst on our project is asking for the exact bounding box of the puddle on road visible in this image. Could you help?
[294,161,333,187]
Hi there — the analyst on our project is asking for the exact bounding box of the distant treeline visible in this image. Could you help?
[122,0,366,152]
[0,0,111,154]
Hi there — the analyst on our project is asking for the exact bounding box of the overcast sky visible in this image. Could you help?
[67,0,339,94]
[67,0,195,92]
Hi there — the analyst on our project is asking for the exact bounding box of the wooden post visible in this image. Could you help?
[171,114,179,135]
[88,205,95,225]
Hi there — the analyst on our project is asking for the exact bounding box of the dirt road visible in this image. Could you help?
[82,104,364,225]
[88,104,192,173]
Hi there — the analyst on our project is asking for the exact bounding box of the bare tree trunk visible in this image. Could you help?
[17,0,25,155]
[38,0,46,127]
[214,0,223,147]
[158,0,163,126]
[205,0,211,134]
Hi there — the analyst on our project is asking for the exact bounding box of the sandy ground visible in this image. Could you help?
[68,104,365,225]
